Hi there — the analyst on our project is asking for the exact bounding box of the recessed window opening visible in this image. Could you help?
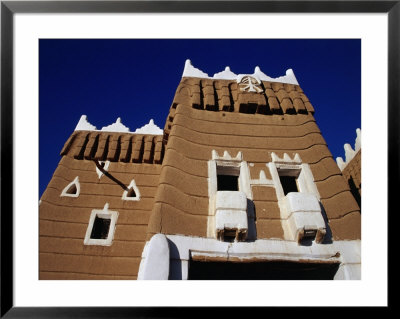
[216,165,240,191]
[66,184,77,195]
[90,215,111,239]
[217,174,239,191]
[223,229,236,242]
[60,176,80,197]
[279,175,298,195]
[126,187,137,198]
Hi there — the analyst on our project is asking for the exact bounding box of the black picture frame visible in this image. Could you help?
[1,1,394,317]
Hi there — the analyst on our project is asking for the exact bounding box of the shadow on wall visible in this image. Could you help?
[167,239,182,280]
[348,176,361,210]
[319,202,333,245]
[246,199,257,242]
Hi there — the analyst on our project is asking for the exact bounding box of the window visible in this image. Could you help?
[60,176,80,198]
[279,175,298,195]
[84,203,118,246]
[217,174,239,191]
[126,187,137,198]
[122,179,141,201]
[90,216,111,239]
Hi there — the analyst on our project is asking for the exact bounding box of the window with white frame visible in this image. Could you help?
[84,203,118,246]
[60,176,80,197]
[122,179,141,201]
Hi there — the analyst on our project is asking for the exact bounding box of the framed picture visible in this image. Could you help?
[1,0,394,316]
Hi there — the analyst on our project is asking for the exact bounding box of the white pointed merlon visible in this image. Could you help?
[134,119,163,135]
[75,115,97,131]
[212,150,243,161]
[101,117,130,133]
[344,143,356,163]
[213,66,237,79]
[336,128,361,171]
[283,153,291,162]
[271,152,279,163]
[294,153,302,163]
[182,59,209,78]
[355,128,361,152]
[249,169,274,186]
[336,157,346,171]
[271,152,302,164]
[259,170,267,181]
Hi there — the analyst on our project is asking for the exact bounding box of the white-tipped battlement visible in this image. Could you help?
[74,115,163,135]
[182,59,299,85]
[101,117,130,133]
[134,119,163,135]
[212,150,243,162]
[271,152,302,165]
[336,128,361,171]
[75,115,97,131]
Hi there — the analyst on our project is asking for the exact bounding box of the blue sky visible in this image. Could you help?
[39,39,361,197]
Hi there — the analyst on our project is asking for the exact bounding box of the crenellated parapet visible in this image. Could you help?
[336,128,361,171]
[61,115,165,164]
[169,60,315,116]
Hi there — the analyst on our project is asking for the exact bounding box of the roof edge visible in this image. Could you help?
[182,59,299,85]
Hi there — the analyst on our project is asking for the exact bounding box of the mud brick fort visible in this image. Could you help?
[39,60,361,280]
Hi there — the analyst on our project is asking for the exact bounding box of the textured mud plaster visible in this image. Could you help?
[137,233,170,280]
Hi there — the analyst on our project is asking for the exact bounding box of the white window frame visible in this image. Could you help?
[122,179,141,201]
[60,176,80,198]
[84,203,118,246]
[207,150,252,238]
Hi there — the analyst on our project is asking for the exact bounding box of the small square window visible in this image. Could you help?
[217,174,239,191]
[84,203,118,246]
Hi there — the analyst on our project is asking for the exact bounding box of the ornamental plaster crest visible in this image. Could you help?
[237,75,264,93]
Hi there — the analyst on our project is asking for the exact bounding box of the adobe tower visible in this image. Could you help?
[39,60,361,280]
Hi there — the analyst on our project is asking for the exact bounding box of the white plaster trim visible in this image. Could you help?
[267,154,323,242]
[182,59,299,85]
[137,234,170,280]
[336,128,361,171]
[122,179,141,201]
[207,150,253,239]
[153,234,361,280]
[250,169,274,186]
[212,150,242,162]
[73,115,163,135]
[213,66,237,79]
[101,117,130,133]
[60,176,80,198]
[133,119,163,135]
[83,203,118,246]
[95,160,110,179]
[271,152,302,165]
[75,115,97,131]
